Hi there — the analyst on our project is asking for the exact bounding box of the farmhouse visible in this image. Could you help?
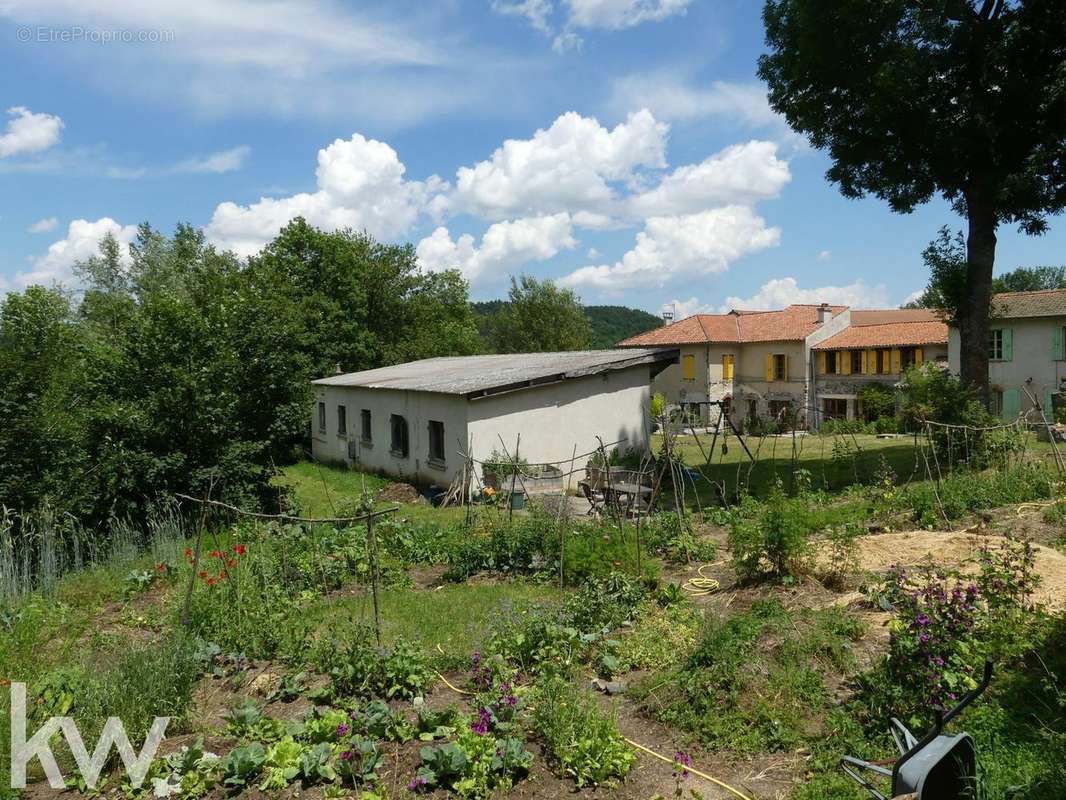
[948,288,1066,419]
[619,304,948,428]
[310,349,678,484]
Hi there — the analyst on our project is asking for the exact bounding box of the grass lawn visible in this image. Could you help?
[308,581,563,658]
[658,430,1062,503]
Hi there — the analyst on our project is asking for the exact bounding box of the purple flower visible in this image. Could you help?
[336,723,350,737]
[340,750,353,762]
[407,776,427,792]
[470,707,493,736]
[673,751,693,779]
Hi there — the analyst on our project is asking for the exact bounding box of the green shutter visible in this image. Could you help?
[1055,327,1065,361]
[1002,328,1013,361]
[1002,388,1021,419]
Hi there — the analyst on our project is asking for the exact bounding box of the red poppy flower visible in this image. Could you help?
[184,547,192,558]
[206,578,216,586]
[226,558,237,568]
[198,570,209,579]
[209,549,222,559]
[233,544,247,556]
[156,563,166,572]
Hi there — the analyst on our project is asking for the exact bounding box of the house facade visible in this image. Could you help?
[811,310,949,422]
[310,349,677,484]
[620,305,948,428]
[947,289,1066,420]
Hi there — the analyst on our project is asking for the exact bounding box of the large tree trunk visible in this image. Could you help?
[958,193,997,404]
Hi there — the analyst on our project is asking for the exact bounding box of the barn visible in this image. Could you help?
[310,349,677,485]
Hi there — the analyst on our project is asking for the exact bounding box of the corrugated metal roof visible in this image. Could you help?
[991,289,1066,319]
[312,349,678,397]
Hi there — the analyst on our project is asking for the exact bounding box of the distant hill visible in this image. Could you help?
[471,301,661,350]
[584,305,662,348]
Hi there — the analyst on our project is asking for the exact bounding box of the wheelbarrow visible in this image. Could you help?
[841,661,992,800]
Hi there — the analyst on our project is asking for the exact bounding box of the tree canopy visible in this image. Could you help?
[0,219,479,527]
[483,275,592,354]
[759,0,1066,397]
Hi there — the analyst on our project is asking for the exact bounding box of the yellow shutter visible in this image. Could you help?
[723,354,734,381]
[682,353,695,380]
[765,354,774,382]
[891,348,902,373]
[860,350,868,374]
[818,351,827,375]
[841,350,851,375]
[784,355,790,381]
[915,347,923,366]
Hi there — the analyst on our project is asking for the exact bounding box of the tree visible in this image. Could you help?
[903,227,968,310]
[759,1,1066,399]
[486,275,592,353]
[992,265,1066,293]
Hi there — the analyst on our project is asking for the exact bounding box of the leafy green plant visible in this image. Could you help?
[221,743,267,788]
[258,737,303,791]
[298,742,337,784]
[324,634,433,700]
[336,736,384,787]
[530,675,634,787]
[729,482,814,581]
[413,726,532,798]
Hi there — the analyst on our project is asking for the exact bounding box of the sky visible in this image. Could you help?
[2,0,1065,317]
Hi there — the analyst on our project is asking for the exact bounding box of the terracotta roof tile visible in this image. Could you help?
[618,304,845,346]
[991,288,1066,319]
[850,308,945,325]
[813,320,948,350]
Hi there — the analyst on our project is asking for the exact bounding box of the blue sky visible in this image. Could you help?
[2,0,1064,315]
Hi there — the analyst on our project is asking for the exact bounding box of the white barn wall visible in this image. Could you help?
[466,367,652,469]
[311,384,470,484]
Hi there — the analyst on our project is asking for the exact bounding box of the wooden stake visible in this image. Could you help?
[367,512,382,645]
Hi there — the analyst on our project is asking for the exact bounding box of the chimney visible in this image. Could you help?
[662,302,676,326]
[816,302,831,324]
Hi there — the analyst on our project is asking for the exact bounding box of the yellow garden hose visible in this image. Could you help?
[624,738,753,800]
[435,643,476,695]
[681,563,722,596]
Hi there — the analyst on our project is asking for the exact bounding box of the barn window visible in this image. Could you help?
[390,414,409,458]
[317,402,326,433]
[428,420,445,465]
[361,409,372,443]
[337,405,347,435]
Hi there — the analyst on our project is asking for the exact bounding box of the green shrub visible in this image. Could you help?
[858,383,897,422]
[729,483,815,581]
[315,632,433,700]
[414,725,532,797]
[530,675,634,787]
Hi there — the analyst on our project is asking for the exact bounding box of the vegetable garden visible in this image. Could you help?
[2,436,1066,800]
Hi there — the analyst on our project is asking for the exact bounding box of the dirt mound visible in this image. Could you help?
[379,482,424,504]
[851,530,1066,612]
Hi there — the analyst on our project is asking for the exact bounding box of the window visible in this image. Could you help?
[823,398,848,420]
[901,347,919,370]
[682,353,696,381]
[825,351,838,374]
[773,354,787,381]
[747,398,758,422]
[769,399,792,425]
[317,402,326,433]
[875,349,891,375]
[988,328,1013,361]
[390,414,409,457]
[337,405,347,435]
[428,420,445,465]
[722,354,735,381]
[360,409,372,443]
[851,351,863,374]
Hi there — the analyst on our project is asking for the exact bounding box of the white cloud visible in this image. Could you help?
[565,0,692,29]
[205,133,445,257]
[817,250,832,262]
[902,289,925,306]
[17,218,137,288]
[552,31,584,52]
[586,247,601,259]
[27,217,59,234]
[0,2,480,128]
[663,296,710,318]
[560,206,780,292]
[492,0,554,33]
[171,145,251,174]
[416,214,576,281]
[608,75,778,127]
[443,109,668,220]
[720,277,890,312]
[629,140,790,217]
[0,106,63,158]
